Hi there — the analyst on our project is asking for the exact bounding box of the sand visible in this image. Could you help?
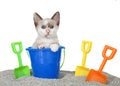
[0,70,120,86]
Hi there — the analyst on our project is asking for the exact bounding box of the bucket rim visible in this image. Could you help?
[26,46,65,51]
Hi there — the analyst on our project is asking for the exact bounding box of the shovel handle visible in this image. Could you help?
[11,42,23,67]
[11,42,23,54]
[81,41,92,54]
[81,40,92,67]
[98,45,117,72]
[102,45,117,60]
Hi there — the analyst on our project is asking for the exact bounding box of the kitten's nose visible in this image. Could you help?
[46,29,50,33]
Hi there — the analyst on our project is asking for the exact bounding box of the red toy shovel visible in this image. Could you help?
[86,45,117,84]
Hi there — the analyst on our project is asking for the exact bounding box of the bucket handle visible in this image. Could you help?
[60,47,65,68]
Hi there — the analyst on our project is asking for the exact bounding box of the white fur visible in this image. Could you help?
[32,12,60,52]
[50,44,59,52]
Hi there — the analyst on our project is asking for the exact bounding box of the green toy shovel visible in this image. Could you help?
[11,42,30,79]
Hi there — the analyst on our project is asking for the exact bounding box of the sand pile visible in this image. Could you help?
[0,70,120,86]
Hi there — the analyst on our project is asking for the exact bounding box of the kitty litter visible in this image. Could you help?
[0,70,120,86]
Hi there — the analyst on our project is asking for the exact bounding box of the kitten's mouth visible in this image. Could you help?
[45,33,50,37]
[45,29,50,37]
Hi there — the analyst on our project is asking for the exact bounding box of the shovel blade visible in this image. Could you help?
[86,69,107,84]
[75,66,90,76]
[14,66,30,79]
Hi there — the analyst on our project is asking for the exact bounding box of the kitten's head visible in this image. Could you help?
[33,12,60,37]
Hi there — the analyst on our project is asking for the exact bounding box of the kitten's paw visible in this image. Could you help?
[38,44,45,48]
[50,44,59,52]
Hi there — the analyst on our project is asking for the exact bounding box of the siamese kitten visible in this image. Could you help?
[32,12,60,52]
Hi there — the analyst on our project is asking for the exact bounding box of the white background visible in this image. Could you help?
[0,0,120,77]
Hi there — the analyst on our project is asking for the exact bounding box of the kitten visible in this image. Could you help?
[32,12,60,52]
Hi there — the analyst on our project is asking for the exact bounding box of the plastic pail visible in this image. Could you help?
[26,46,65,79]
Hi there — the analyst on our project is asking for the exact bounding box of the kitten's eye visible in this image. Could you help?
[49,25,54,29]
[41,25,46,29]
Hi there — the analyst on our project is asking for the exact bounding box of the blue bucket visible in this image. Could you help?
[26,46,65,79]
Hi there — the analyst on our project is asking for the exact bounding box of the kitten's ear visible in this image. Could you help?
[33,12,43,27]
[51,12,60,26]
